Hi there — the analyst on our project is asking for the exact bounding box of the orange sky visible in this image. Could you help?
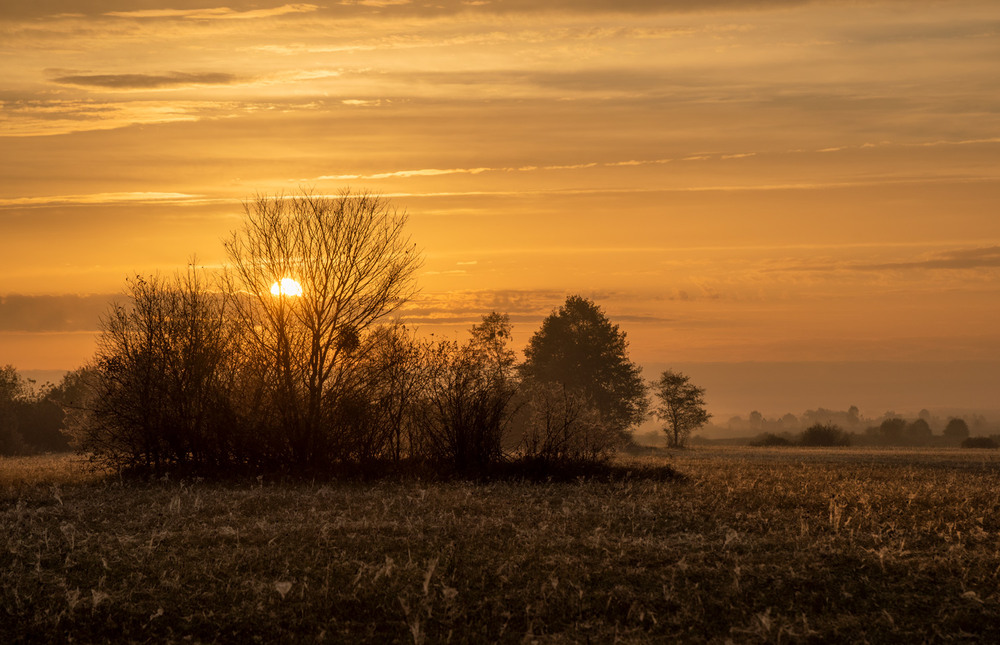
[2,1,999,416]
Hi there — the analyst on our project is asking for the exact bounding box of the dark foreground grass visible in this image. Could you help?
[2,447,999,643]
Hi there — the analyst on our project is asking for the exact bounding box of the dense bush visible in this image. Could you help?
[751,432,794,447]
[0,365,73,456]
[799,423,851,447]
[961,436,998,449]
[81,272,244,473]
[413,314,520,473]
[512,380,613,463]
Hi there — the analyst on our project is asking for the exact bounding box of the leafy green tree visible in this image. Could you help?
[521,296,647,444]
[651,369,711,448]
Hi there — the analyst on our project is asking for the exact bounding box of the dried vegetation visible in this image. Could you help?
[2,447,999,642]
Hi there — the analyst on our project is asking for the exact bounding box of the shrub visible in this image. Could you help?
[513,380,614,463]
[751,432,794,447]
[961,436,998,449]
[413,314,520,473]
[799,423,851,447]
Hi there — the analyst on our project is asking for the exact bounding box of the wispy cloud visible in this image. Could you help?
[322,167,493,180]
[0,294,118,332]
[0,192,208,208]
[771,246,1000,274]
[104,4,319,20]
[51,72,239,90]
[398,288,675,329]
[855,246,1000,271]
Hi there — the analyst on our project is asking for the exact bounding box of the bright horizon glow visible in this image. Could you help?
[270,278,303,297]
[1,1,999,415]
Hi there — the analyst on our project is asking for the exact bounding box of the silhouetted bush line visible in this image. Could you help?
[746,415,1000,449]
[0,365,76,456]
[962,436,999,449]
[4,192,692,480]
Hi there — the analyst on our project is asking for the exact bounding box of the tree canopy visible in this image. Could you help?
[520,295,647,443]
[651,369,710,448]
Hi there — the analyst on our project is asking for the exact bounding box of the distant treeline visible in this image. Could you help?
[0,365,76,455]
[698,408,999,448]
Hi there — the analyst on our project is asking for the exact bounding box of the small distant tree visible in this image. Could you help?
[906,418,933,445]
[943,418,970,444]
[652,369,711,448]
[799,423,850,447]
[878,417,907,445]
[779,413,799,430]
[521,296,647,445]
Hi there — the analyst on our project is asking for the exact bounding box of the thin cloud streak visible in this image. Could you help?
[104,4,320,20]
[0,192,209,208]
[767,246,1000,273]
[51,72,240,89]
[306,137,998,184]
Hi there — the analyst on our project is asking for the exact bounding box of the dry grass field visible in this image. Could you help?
[2,447,999,643]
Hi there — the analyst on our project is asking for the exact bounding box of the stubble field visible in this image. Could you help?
[2,447,999,643]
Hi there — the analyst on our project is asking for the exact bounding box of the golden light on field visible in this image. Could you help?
[270,278,303,298]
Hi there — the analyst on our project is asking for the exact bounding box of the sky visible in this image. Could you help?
[1,0,999,418]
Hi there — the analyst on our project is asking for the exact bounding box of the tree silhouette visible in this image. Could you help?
[943,417,970,444]
[416,313,520,472]
[799,423,850,447]
[521,295,647,444]
[906,418,933,444]
[84,269,240,472]
[223,191,421,467]
[0,365,28,455]
[651,369,710,448]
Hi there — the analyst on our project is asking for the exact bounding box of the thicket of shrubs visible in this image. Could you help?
[72,293,648,477]
[961,436,999,450]
[751,423,851,447]
[0,365,77,456]
[7,193,660,478]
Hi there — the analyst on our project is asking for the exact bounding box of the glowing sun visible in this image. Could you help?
[270,278,303,297]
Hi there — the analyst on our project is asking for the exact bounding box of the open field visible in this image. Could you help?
[2,448,999,643]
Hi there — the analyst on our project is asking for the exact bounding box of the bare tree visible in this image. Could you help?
[652,369,711,448]
[223,191,421,467]
[84,267,240,472]
[514,380,612,463]
[414,313,520,472]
